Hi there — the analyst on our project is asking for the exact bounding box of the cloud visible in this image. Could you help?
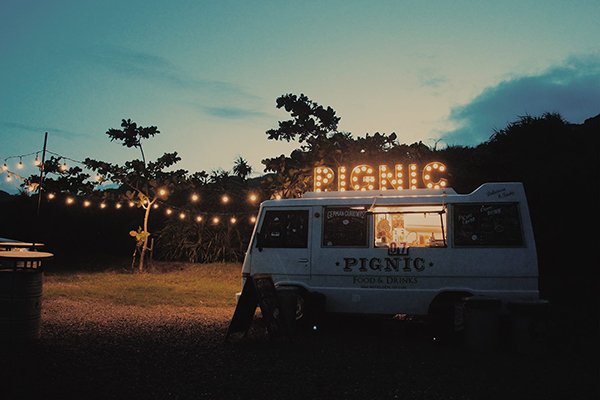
[0,121,88,141]
[440,54,600,146]
[82,45,254,98]
[203,106,269,119]
[418,68,449,90]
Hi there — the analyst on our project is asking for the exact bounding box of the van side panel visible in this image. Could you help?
[242,183,539,316]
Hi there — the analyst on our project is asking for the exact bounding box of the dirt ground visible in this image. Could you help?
[1,298,598,400]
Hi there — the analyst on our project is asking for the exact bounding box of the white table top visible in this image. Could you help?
[0,251,54,259]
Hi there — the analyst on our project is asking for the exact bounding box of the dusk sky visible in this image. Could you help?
[1,0,599,194]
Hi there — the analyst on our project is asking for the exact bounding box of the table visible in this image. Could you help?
[0,239,44,251]
[0,251,54,269]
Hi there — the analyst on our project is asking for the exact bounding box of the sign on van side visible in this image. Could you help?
[341,257,433,272]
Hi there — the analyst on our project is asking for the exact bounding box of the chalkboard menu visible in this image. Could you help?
[453,203,524,247]
[225,274,290,342]
[322,207,368,247]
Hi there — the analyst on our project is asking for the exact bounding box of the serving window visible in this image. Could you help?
[372,206,447,248]
[322,207,368,247]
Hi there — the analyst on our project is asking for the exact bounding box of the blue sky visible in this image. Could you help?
[1,0,599,193]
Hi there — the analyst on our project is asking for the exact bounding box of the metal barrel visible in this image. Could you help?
[0,268,43,341]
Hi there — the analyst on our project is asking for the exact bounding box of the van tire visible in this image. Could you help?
[292,288,326,329]
[295,290,306,321]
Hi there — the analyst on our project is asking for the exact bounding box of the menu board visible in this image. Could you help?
[225,274,289,342]
[453,203,524,247]
[322,207,368,247]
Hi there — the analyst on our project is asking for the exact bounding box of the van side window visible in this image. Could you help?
[322,207,368,247]
[453,203,524,247]
[372,206,447,248]
[258,210,309,248]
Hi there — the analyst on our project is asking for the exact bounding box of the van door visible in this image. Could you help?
[250,208,312,278]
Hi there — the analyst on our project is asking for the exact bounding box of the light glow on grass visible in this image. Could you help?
[43,262,241,308]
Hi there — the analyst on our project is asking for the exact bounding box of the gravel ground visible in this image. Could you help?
[1,298,598,400]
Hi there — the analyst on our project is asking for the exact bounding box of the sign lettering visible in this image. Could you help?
[314,162,448,192]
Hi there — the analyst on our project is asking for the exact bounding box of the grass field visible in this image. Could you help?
[43,261,242,308]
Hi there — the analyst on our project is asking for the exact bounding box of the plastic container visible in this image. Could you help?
[0,268,43,341]
[462,296,502,351]
[507,299,550,354]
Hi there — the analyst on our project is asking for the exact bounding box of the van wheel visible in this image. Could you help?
[295,291,306,321]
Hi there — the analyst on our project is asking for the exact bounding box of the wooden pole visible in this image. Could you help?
[33,132,48,250]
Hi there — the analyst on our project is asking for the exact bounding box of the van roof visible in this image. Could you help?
[262,182,526,208]
[302,188,457,199]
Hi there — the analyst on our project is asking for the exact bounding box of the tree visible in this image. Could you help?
[266,93,340,143]
[106,118,160,165]
[233,156,252,181]
[261,94,415,197]
[84,121,187,272]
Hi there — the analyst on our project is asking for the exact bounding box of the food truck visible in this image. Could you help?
[240,180,539,321]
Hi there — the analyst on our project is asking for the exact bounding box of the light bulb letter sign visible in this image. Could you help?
[313,167,336,192]
[313,162,448,192]
[422,162,448,189]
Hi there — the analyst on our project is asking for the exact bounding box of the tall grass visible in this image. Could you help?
[43,262,242,308]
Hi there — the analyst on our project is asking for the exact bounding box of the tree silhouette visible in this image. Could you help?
[84,120,186,272]
[266,93,340,143]
[233,156,252,181]
[106,119,160,165]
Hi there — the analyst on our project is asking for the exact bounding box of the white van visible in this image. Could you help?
[241,182,538,321]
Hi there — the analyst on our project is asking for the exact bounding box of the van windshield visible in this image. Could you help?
[372,206,446,248]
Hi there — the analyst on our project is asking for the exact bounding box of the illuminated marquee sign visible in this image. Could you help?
[314,162,448,192]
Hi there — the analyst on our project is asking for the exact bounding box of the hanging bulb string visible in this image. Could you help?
[43,191,259,223]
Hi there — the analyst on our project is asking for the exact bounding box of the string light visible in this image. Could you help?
[1,150,266,226]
